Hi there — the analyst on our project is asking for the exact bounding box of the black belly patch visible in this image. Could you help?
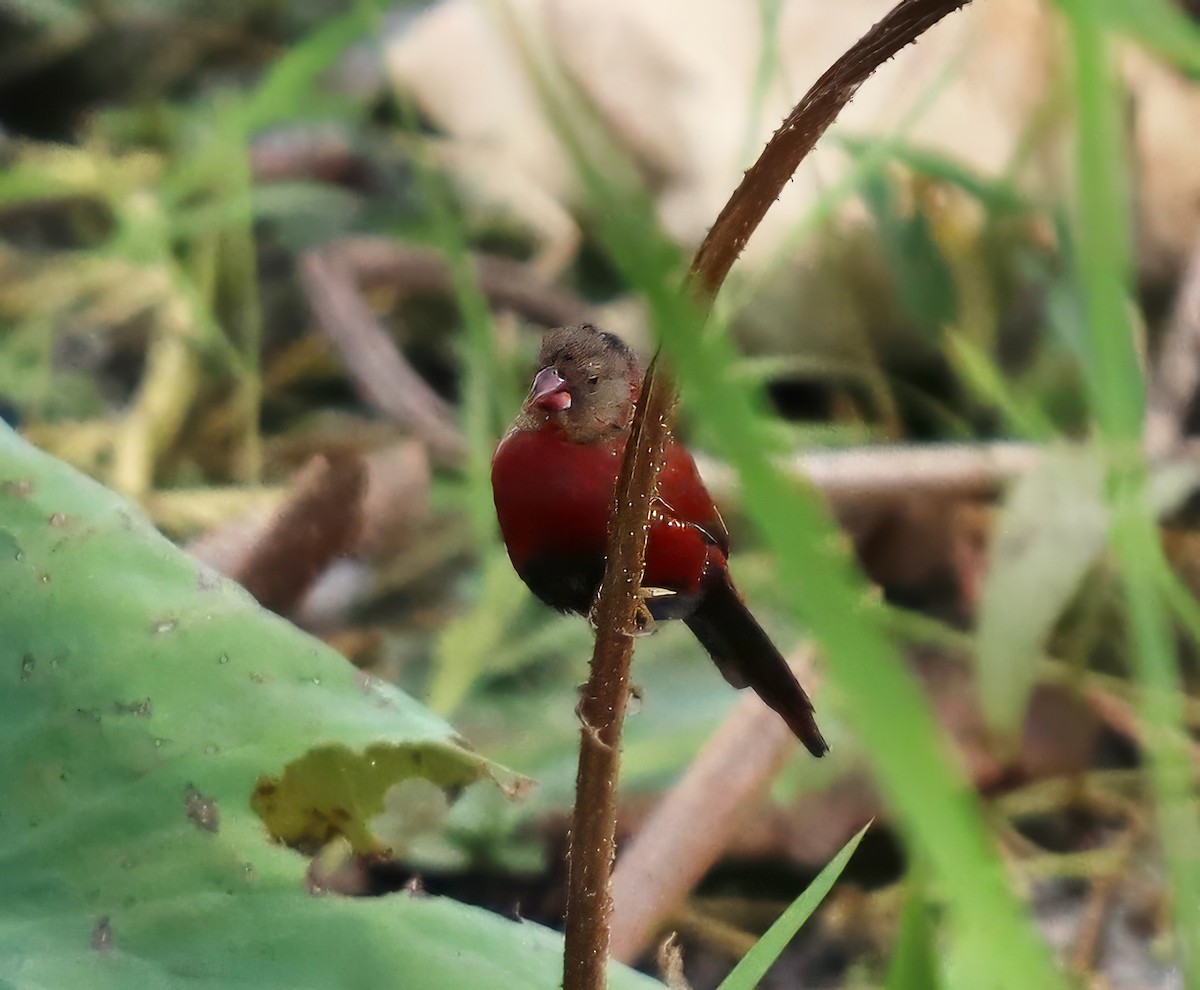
[518,553,703,621]
[519,553,605,615]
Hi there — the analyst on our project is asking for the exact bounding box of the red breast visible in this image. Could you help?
[492,422,727,604]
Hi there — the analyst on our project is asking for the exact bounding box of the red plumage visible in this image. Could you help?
[491,325,826,757]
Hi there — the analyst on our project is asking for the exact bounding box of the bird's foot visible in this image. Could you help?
[584,587,672,636]
[632,586,677,636]
[631,599,657,637]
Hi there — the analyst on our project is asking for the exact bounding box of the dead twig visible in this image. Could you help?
[1070,827,1140,978]
[655,933,693,990]
[326,236,594,329]
[300,250,468,467]
[301,241,595,469]
[185,440,429,567]
[693,441,1042,505]
[249,126,376,192]
[230,452,366,616]
[1082,684,1200,772]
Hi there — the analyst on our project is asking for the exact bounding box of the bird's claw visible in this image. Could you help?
[631,599,657,636]
[632,586,678,636]
[584,587,674,636]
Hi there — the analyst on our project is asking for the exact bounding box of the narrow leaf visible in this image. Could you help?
[717,823,870,990]
[884,880,940,990]
[976,445,1108,740]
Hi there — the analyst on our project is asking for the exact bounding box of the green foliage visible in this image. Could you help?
[428,551,548,715]
[1061,2,1200,984]
[717,824,870,990]
[8,1,1200,985]
[1094,0,1200,75]
[0,424,658,989]
[858,168,958,335]
[976,447,1109,742]
[884,879,940,990]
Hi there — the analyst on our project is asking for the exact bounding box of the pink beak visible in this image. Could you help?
[528,366,571,411]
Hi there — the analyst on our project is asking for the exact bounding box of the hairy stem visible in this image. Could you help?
[562,359,673,988]
[560,2,973,985]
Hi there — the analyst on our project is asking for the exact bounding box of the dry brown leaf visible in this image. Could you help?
[232,452,367,615]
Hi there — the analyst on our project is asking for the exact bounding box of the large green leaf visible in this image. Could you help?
[0,425,660,990]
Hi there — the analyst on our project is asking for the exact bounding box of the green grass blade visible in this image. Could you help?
[975,446,1108,744]
[739,0,786,165]
[428,551,534,715]
[1057,10,1142,440]
[717,823,870,990]
[884,878,940,990]
[661,312,1066,990]
[1093,0,1200,74]
[945,331,1055,439]
[240,11,369,132]
[1058,1,1200,982]
[382,106,507,548]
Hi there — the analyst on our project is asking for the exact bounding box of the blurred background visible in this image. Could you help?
[4,0,1200,986]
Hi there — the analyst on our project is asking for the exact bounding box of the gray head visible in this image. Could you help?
[522,324,643,443]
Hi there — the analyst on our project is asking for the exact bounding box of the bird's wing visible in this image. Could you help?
[657,439,731,555]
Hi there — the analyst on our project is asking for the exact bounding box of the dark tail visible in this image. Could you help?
[685,574,828,757]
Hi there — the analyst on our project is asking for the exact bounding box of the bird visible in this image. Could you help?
[491,324,827,757]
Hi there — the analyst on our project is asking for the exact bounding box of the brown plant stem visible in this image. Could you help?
[691,0,972,299]
[609,647,822,963]
[561,2,973,986]
[321,236,593,329]
[563,357,675,989]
